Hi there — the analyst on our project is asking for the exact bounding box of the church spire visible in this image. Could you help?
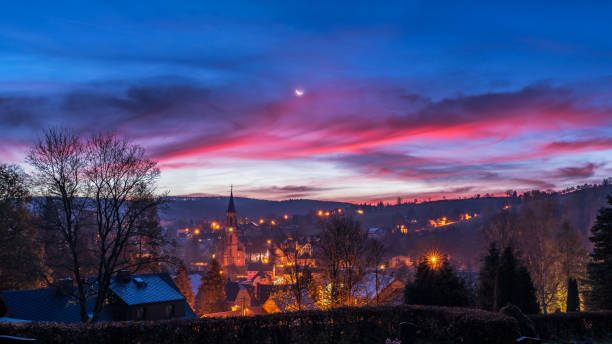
[227,185,236,213]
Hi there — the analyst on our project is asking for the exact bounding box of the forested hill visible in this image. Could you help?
[160,197,351,221]
[161,181,612,229]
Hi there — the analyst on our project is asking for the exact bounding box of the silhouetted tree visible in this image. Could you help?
[0,164,45,290]
[493,247,539,313]
[317,216,368,307]
[404,256,470,307]
[195,259,226,315]
[566,278,579,312]
[27,128,163,322]
[478,243,500,310]
[586,196,612,310]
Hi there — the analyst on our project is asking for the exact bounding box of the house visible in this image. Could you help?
[0,271,196,323]
[352,273,406,306]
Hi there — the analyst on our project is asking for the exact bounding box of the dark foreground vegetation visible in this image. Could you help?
[1,305,611,344]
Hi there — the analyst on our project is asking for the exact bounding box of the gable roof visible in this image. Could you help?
[1,288,112,323]
[110,273,186,306]
[1,273,190,323]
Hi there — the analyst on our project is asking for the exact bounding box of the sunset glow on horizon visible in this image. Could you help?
[1,2,612,202]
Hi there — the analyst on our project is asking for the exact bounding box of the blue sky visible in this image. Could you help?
[1,1,612,201]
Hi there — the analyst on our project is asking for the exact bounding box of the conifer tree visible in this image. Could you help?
[566,278,579,312]
[405,256,470,307]
[586,196,612,310]
[174,261,195,309]
[195,259,226,316]
[479,245,539,313]
[478,243,500,310]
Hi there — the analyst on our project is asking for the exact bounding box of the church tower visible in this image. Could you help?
[223,186,245,268]
[226,186,237,229]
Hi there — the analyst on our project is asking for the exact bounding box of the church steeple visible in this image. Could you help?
[226,185,237,229]
[227,185,236,213]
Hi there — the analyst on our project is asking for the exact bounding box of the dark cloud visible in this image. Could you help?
[555,163,598,179]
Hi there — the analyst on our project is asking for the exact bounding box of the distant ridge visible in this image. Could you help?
[161,196,351,220]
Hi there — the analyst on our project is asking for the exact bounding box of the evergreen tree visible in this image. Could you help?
[405,256,470,307]
[566,278,579,312]
[480,245,539,313]
[174,261,195,309]
[195,259,226,316]
[514,266,540,314]
[478,243,500,310]
[586,196,612,310]
[494,247,519,311]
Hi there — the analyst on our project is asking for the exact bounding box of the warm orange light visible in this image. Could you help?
[317,210,323,216]
[503,205,510,210]
[212,254,216,259]
[337,208,342,213]
[380,264,386,270]
[194,229,200,235]
[259,219,265,224]
[356,209,364,214]
[271,220,276,225]
[325,211,330,216]
[228,227,234,232]
[283,214,289,220]
[267,239,271,244]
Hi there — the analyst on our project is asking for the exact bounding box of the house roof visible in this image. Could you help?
[110,273,186,306]
[1,273,191,323]
[1,288,112,323]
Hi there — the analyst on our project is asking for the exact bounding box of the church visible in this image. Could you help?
[216,188,246,278]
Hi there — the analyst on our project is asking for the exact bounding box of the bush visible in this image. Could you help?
[529,311,612,341]
[0,305,520,344]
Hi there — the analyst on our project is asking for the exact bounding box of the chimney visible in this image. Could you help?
[57,278,73,296]
[117,270,131,282]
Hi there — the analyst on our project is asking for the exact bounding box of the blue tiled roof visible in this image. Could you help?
[110,273,185,306]
[1,288,112,323]
[1,273,189,322]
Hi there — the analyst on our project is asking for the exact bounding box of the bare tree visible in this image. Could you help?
[274,236,315,311]
[367,239,386,305]
[27,128,90,321]
[317,216,368,307]
[28,128,164,322]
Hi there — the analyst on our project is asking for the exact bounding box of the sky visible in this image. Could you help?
[1,1,612,202]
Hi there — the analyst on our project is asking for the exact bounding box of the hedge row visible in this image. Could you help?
[0,305,520,344]
[529,311,612,341]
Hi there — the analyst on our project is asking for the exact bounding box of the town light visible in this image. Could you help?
[317,210,323,216]
[194,229,200,235]
[337,208,342,213]
[259,219,264,224]
[267,239,271,244]
[283,214,289,220]
[271,220,276,225]
[380,264,386,270]
[356,209,364,214]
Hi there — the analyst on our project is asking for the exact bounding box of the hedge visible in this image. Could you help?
[529,311,612,341]
[0,305,520,344]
